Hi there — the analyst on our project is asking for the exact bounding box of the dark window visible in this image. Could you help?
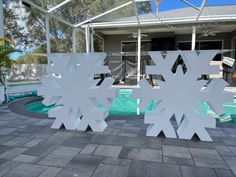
[178,41,223,61]
[178,42,200,50]
[199,41,222,61]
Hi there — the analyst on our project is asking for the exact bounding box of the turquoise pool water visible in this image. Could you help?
[26,89,236,123]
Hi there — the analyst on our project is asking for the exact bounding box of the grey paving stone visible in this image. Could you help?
[0,147,27,160]
[180,165,217,177]
[129,160,181,177]
[3,137,32,146]
[228,146,236,156]
[214,145,234,156]
[103,128,120,135]
[214,169,235,177]
[186,140,214,149]
[0,128,16,135]
[222,128,236,138]
[62,137,90,148]
[119,147,162,162]
[124,137,161,149]
[162,145,191,159]
[93,145,122,158]
[23,138,44,148]
[208,128,227,137]
[57,168,91,177]
[163,156,195,166]
[13,154,38,163]
[190,148,228,169]
[23,142,58,157]
[222,156,236,176]
[80,144,98,155]
[44,132,74,145]
[38,146,81,167]
[66,154,103,174]
[0,145,13,155]
[0,159,6,166]
[92,164,129,177]
[38,167,62,177]
[102,157,132,167]
[0,161,21,177]
[118,132,139,137]
[222,137,236,146]
[161,138,187,147]
[0,136,14,144]
[9,163,47,177]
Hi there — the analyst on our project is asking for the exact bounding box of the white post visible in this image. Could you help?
[72,28,77,53]
[46,14,51,54]
[85,26,90,53]
[0,0,4,38]
[137,29,141,83]
[91,32,94,52]
[191,26,196,51]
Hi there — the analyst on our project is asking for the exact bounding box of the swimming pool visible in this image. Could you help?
[26,89,236,123]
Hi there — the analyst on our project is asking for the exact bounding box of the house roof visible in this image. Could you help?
[110,4,236,22]
[88,4,236,29]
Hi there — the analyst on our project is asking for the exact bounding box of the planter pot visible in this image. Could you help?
[0,86,4,104]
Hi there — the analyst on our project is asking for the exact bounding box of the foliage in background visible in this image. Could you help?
[0,37,21,102]
[16,45,47,64]
[3,0,152,54]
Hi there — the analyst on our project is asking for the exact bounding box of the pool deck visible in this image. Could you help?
[0,103,236,176]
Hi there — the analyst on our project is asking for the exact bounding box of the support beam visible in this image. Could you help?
[0,0,4,38]
[46,14,51,54]
[196,0,206,21]
[91,32,94,52]
[85,26,90,53]
[22,0,74,27]
[132,0,140,25]
[48,0,71,13]
[191,26,196,51]
[72,28,77,53]
[137,29,141,83]
[74,1,132,27]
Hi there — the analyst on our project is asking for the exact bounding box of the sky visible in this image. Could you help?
[153,0,236,11]
[10,0,236,59]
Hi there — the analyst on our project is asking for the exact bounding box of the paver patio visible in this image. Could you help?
[0,103,236,177]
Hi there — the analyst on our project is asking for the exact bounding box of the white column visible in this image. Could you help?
[91,32,94,52]
[0,0,4,38]
[72,28,77,53]
[137,29,141,83]
[85,26,90,53]
[191,26,196,51]
[46,14,51,54]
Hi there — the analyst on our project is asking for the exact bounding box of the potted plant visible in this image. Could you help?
[0,37,20,104]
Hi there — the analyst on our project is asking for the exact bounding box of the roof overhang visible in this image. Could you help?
[81,14,236,29]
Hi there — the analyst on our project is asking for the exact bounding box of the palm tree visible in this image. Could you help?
[0,37,21,103]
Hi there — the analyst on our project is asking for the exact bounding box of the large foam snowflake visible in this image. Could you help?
[134,51,233,141]
[38,53,117,132]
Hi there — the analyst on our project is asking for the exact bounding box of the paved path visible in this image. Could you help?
[0,104,236,177]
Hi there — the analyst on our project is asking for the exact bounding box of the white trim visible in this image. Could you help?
[72,28,77,53]
[85,26,90,53]
[48,0,71,13]
[46,14,51,54]
[82,14,236,28]
[0,0,4,38]
[191,26,196,50]
[181,0,199,10]
[137,29,141,82]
